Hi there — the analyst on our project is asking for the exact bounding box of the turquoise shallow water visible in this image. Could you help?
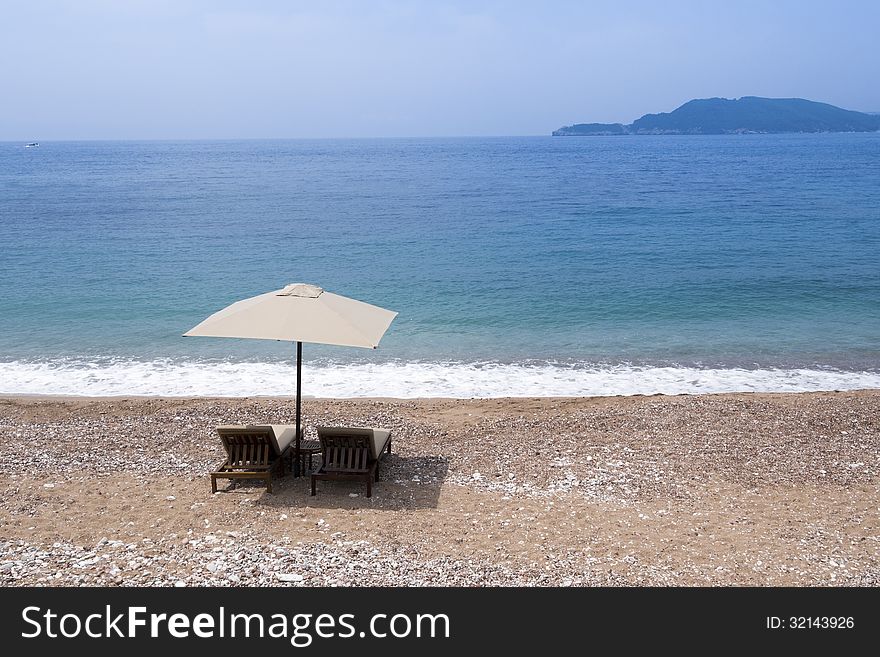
[1,135,879,396]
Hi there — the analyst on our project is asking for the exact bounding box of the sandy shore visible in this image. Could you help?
[1,391,878,586]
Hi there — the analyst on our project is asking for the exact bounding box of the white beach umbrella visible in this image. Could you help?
[184,283,397,475]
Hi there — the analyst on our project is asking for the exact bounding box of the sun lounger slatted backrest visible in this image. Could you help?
[223,430,272,469]
[324,433,371,473]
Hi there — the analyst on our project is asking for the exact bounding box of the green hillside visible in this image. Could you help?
[553,97,880,135]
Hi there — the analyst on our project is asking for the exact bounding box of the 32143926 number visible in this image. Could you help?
[766,616,854,629]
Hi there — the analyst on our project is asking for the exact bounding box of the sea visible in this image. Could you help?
[1,135,879,397]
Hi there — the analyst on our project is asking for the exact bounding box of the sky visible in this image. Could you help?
[2,0,878,139]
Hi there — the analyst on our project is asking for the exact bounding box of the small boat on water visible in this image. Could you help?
[25,142,39,148]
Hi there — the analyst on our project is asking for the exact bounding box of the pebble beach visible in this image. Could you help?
[1,391,878,587]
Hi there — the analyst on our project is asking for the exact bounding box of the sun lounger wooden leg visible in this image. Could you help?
[310,475,316,496]
[211,475,217,494]
[366,476,372,498]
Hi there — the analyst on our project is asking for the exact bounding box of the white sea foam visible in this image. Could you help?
[1,359,878,398]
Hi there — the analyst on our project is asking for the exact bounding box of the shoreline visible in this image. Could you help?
[4,359,880,398]
[2,387,879,402]
[2,390,878,586]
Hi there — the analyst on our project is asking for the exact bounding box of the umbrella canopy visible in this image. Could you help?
[184,283,396,348]
[184,283,397,475]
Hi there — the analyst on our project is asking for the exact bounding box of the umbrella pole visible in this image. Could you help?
[295,340,302,477]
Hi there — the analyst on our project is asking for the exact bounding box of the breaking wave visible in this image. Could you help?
[1,359,878,398]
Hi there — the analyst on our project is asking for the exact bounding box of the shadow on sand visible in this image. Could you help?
[216,454,450,511]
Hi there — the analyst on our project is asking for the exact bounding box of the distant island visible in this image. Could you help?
[553,97,880,136]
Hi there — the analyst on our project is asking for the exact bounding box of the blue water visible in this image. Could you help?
[1,135,879,396]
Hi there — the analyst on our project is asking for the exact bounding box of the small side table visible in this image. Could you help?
[297,439,322,474]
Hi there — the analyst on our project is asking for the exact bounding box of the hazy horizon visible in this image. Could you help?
[2,1,879,140]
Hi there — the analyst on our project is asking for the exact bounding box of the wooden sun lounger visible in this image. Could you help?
[211,425,297,493]
[311,426,392,498]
